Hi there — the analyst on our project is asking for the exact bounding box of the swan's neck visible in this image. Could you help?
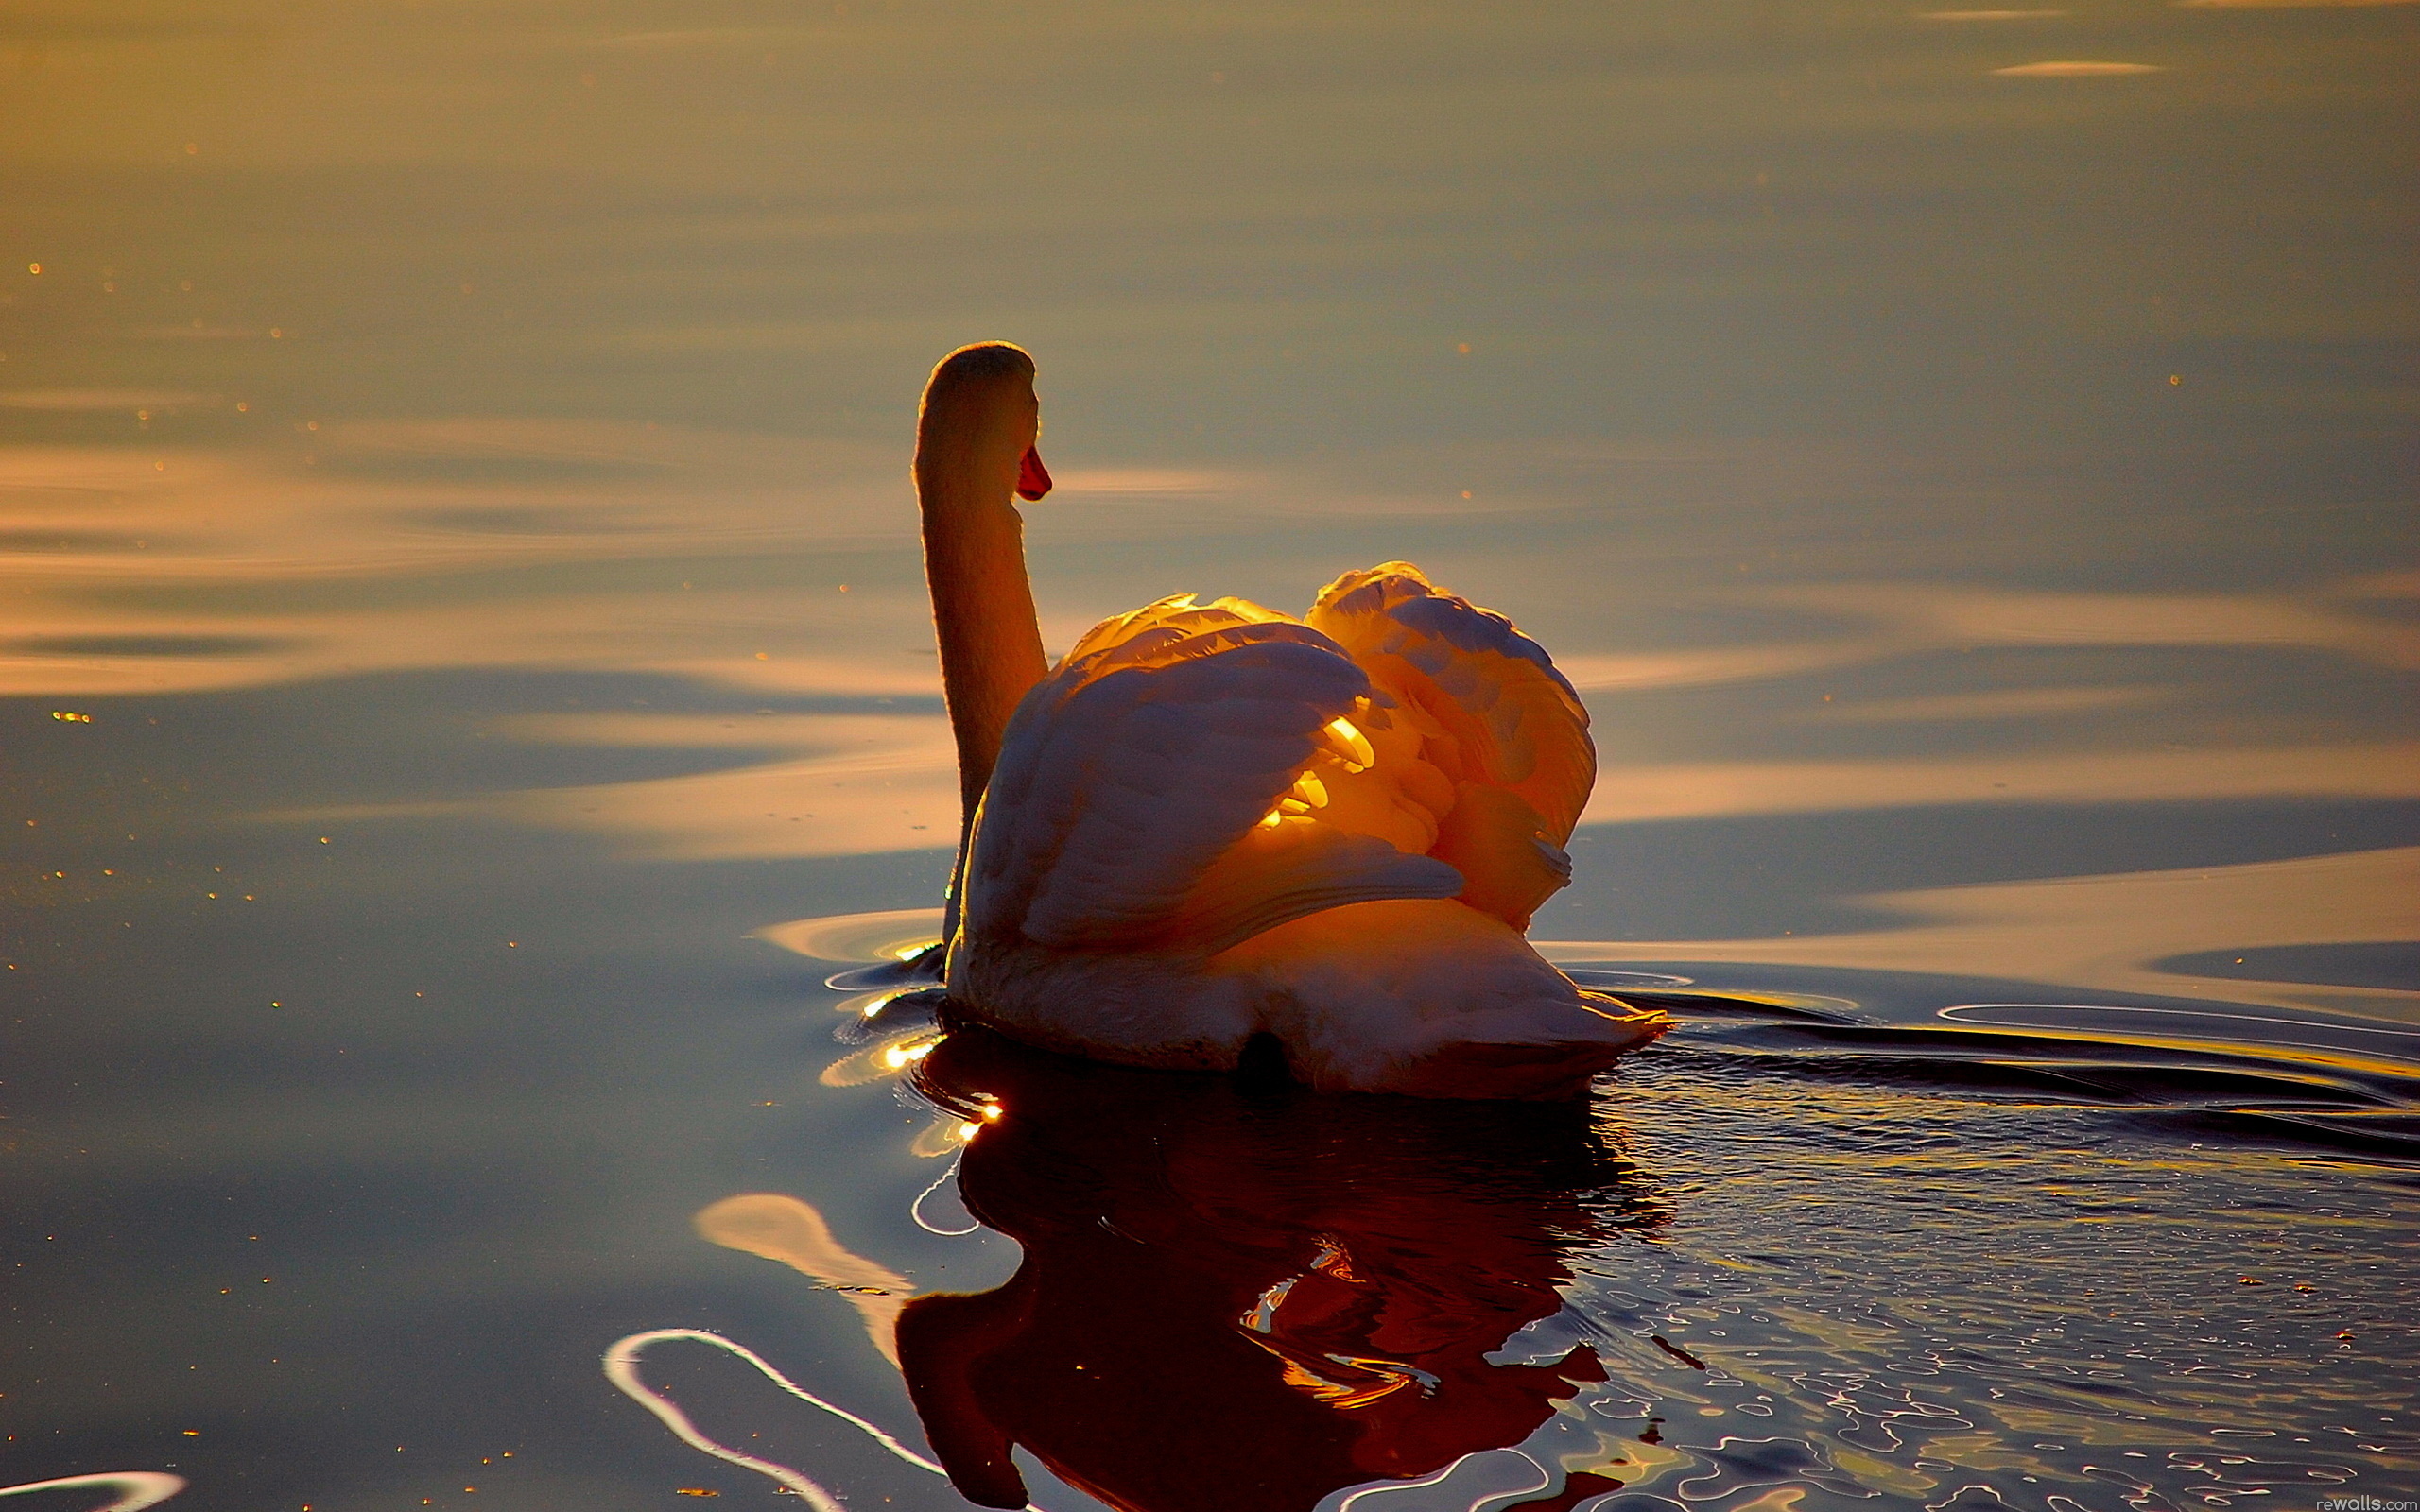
[916,423,1047,824]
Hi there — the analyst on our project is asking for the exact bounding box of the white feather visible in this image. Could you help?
[968,613,1460,954]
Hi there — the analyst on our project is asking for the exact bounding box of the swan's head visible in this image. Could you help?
[917,341,1051,505]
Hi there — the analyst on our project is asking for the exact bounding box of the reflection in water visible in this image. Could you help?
[706,915,2419,1509]
[603,1329,944,1512]
[0,1475,185,1512]
[0,422,921,700]
[1765,576,2420,671]
[755,906,948,965]
[503,713,963,861]
[1544,843,2420,1018]
[1575,740,2420,827]
[9,418,2415,879]
[892,1023,1661,1511]
[1989,60,2165,75]
[693,1194,913,1366]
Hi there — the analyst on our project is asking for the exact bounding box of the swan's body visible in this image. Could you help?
[916,344,1665,1099]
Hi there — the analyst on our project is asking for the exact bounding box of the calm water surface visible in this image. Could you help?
[4,1,2415,1508]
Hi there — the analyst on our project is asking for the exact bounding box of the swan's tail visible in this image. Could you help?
[1218,900,1672,1099]
[1357,991,1668,1100]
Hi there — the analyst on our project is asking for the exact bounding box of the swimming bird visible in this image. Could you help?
[915,343,1665,1099]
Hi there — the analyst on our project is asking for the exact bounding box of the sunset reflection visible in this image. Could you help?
[0,422,926,698]
[1544,844,2420,1020]
[694,1194,912,1367]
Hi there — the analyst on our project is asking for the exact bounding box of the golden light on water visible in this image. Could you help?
[1576,742,2420,828]
[1991,60,2167,75]
[692,1194,911,1367]
[1542,846,2420,1018]
[820,1031,947,1088]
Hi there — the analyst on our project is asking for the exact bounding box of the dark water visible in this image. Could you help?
[4,1,2416,1508]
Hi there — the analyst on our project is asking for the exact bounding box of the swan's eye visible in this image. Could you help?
[1322,716,1374,772]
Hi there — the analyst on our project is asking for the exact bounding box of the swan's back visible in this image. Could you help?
[961,596,1462,959]
[948,573,1664,1097]
[1307,563,1596,930]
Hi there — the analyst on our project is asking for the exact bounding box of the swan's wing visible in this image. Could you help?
[1306,563,1595,837]
[1306,564,1595,929]
[1058,591,1293,669]
[967,606,1464,956]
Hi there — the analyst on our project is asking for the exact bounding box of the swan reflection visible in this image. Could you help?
[894,1022,1664,1511]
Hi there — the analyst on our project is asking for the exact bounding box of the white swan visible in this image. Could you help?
[915,343,1665,1098]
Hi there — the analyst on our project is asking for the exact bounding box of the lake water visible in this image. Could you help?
[3,2,2415,1508]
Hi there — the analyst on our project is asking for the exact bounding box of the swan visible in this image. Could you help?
[914,342,1666,1099]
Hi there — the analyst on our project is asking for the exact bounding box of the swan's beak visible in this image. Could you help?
[1015,445,1052,502]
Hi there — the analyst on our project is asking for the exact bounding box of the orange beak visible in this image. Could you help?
[1015,445,1051,502]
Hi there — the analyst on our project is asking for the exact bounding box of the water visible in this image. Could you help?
[4,1,2415,1508]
